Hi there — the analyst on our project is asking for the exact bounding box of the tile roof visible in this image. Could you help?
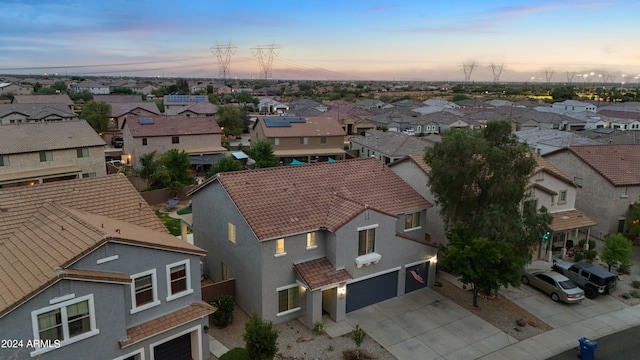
[257,116,345,138]
[0,103,76,120]
[12,94,73,106]
[120,302,216,347]
[549,209,597,232]
[563,144,640,186]
[191,157,430,240]
[94,94,143,103]
[110,102,160,117]
[294,257,352,290]
[0,120,105,154]
[176,102,218,115]
[124,115,221,137]
[350,130,435,157]
[533,155,574,185]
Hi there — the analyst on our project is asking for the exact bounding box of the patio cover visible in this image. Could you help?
[549,209,597,232]
[189,153,224,165]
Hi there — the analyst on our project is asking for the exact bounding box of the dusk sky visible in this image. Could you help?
[1,0,639,82]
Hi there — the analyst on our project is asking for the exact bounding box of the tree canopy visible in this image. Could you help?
[425,120,552,305]
[81,100,111,133]
[601,233,632,272]
[216,105,245,137]
[207,156,243,178]
[247,140,279,169]
[136,150,196,191]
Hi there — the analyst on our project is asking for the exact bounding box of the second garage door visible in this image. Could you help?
[346,271,398,312]
[153,333,192,360]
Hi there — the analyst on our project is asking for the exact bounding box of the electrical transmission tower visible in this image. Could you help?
[462,62,476,81]
[544,70,554,84]
[566,71,576,84]
[210,41,237,80]
[488,64,504,82]
[251,42,281,80]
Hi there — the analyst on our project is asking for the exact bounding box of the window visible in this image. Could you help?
[300,137,308,145]
[221,262,231,281]
[358,227,376,256]
[81,172,96,178]
[39,151,53,162]
[0,155,9,166]
[405,212,421,230]
[76,148,89,158]
[320,136,327,144]
[228,223,236,243]
[31,295,98,356]
[275,238,285,256]
[277,285,300,315]
[272,138,280,146]
[621,187,628,198]
[166,260,192,301]
[559,190,567,203]
[142,138,147,146]
[306,232,316,249]
[574,177,584,188]
[130,270,159,313]
[172,136,179,144]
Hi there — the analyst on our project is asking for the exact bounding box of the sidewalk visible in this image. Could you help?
[479,304,640,359]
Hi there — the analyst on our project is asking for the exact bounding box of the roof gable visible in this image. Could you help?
[565,144,640,186]
[0,120,105,154]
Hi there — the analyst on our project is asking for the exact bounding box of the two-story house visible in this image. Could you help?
[0,103,79,125]
[0,120,106,188]
[188,158,437,329]
[526,156,596,260]
[0,174,215,360]
[121,116,226,167]
[544,144,640,239]
[349,130,436,164]
[250,116,346,165]
[163,95,209,116]
[12,94,75,113]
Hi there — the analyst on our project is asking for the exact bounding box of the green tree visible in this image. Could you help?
[352,324,367,360]
[242,313,278,360]
[625,201,640,242]
[216,105,245,137]
[159,149,197,193]
[207,157,243,178]
[551,86,578,101]
[81,100,111,133]
[70,90,93,102]
[175,78,190,94]
[247,140,279,169]
[602,233,633,272]
[235,90,258,107]
[110,86,134,94]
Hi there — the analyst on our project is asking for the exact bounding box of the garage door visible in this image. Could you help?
[346,271,398,312]
[405,262,429,293]
[153,333,191,360]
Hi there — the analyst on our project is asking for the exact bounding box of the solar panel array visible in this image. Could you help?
[138,117,154,125]
[165,95,207,103]
[263,117,307,127]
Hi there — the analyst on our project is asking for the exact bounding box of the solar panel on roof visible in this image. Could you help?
[263,117,306,127]
[138,117,154,125]
[165,95,207,103]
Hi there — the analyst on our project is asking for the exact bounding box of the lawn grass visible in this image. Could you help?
[155,210,181,236]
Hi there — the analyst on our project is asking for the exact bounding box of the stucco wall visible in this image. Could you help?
[0,146,106,180]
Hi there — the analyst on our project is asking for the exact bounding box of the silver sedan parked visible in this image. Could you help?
[521,269,585,303]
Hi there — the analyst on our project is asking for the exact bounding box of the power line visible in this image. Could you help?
[210,41,237,80]
[544,70,554,84]
[488,63,504,82]
[462,62,476,82]
[251,42,281,80]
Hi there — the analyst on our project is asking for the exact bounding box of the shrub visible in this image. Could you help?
[584,249,598,262]
[632,280,640,289]
[313,321,325,335]
[243,313,278,360]
[578,239,597,251]
[574,251,585,262]
[630,290,640,299]
[219,347,249,360]
[352,324,366,359]
[210,295,235,328]
[619,262,631,275]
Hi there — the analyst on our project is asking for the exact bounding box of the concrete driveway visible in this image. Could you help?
[343,288,517,360]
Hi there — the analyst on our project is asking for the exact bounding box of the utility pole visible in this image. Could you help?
[488,64,504,83]
[566,71,576,84]
[462,62,476,82]
[210,41,237,81]
[251,42,281,80]
[544,70,554,84]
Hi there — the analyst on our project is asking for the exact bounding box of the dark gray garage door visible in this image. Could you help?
[405,262,429,293]
[346,271,398,312]
[153,333,191,360]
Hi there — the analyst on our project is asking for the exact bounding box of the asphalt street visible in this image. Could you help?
[547,324,640,360]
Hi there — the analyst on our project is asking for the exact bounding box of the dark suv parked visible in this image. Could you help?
[552,260,616,299]
[111,135,124,148]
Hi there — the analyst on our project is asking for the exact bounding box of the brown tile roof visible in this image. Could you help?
[120,302,216,348]
[124,115,221,137]
[12,94,73,106]
[110,102,160,117]
[388,154,432,175]
[192,157,430,240]
[533,155,573,185]
[0,175,194,317]
[563,144,640,186]
[94,94,143,103]
[57,269,132,284]
[0,120,105,154]
[549,209,596,232]
[257,116,346,138]
[294,257,351,290]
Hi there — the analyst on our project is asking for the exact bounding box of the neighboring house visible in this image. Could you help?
[0,82,33,95]
[389,154,447,246]
[0,103,79,125]
[163,95,209,115]
[126,83,159,95]
[552,100,597,113]
[250,116,346,164]
[188,158,437,329]
[0,120,106,188]
[544,144,640,239]
[323,100,376,136]
[121,115,226,166]
[12,94,75,113]
[0,174,214,360]
[349,130,437,164]
[515,127,600,155]
[109,102,161,131]
[526,156,596,261]
[258,97,289,114]
[94,94,144,103]
[175,102,218,118]
[72,80,110,95]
